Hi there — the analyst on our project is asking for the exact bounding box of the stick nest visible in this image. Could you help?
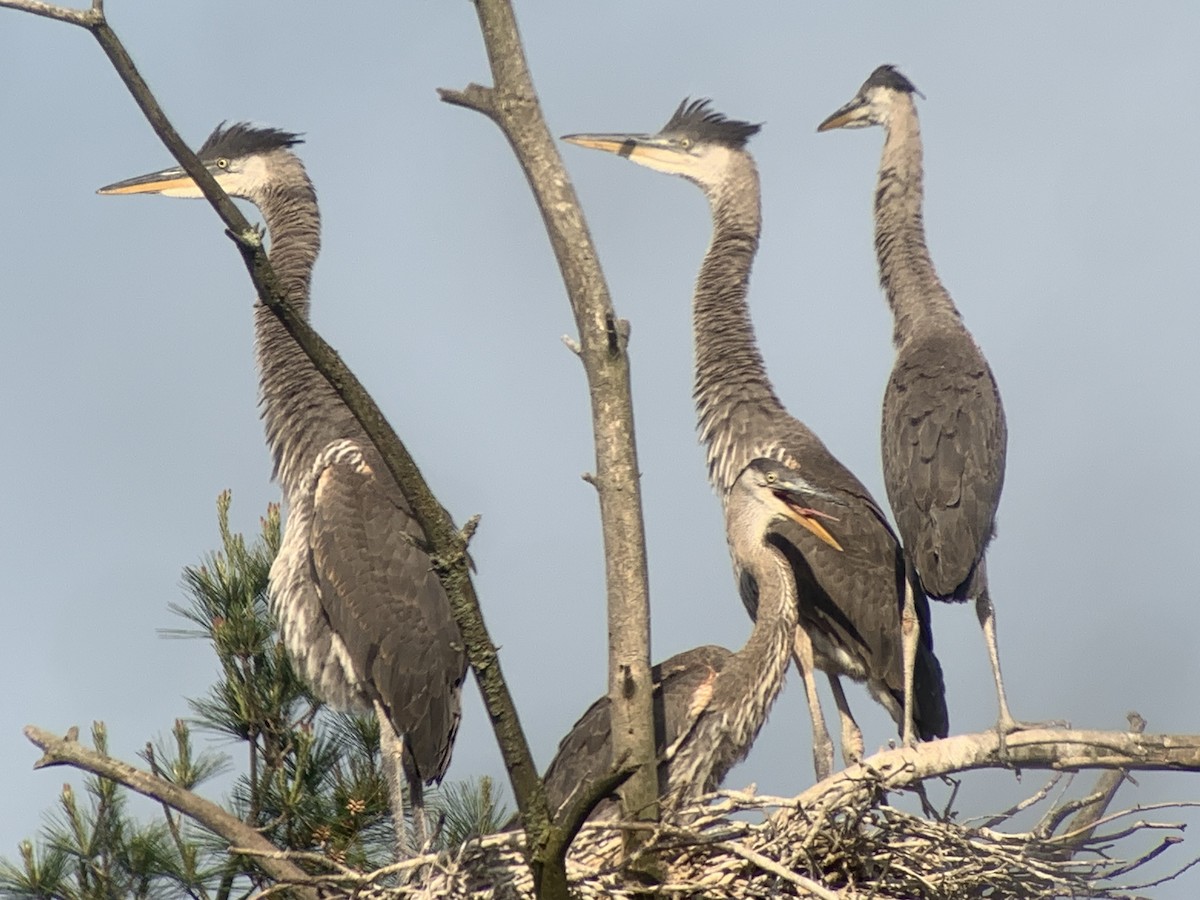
[274,779,1194,899]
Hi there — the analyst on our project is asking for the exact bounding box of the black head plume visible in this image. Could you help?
[864,65,922,97]
[197,122,304,161]
[660,99,761,149]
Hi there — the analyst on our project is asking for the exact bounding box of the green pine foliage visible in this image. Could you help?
[0,723,215,899]
[432,775,510,850]
[0,493,508,898]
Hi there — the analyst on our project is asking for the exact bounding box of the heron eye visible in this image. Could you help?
[678,137,693,150]
[765,472,776,484]
[216,158,230,169]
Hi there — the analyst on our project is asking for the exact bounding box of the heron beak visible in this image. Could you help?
[785,505,844,551]
[562,132,682,168]
[816,97,870,132]
[776,492,844,552]
[97,164,201,197]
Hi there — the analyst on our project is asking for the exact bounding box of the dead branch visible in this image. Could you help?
[796,726,1200,815]
[23,724,318,898]
[439,0,659,884]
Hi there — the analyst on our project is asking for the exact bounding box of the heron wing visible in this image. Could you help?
[883,327,1007,597]
[769,507,903,679]
[540,646,732,821]
[758,446,949,741]
[308,439,466,784]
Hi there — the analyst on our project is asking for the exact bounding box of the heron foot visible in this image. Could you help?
[994,714,1070,763]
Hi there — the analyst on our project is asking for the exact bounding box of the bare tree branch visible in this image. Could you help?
[439,0,659,874]
[23,725,318,898]
[553,756,639,855]
[0,0,98,27]
[798,726,1200,814]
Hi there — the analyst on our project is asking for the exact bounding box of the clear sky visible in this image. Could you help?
[2,2,1198,893]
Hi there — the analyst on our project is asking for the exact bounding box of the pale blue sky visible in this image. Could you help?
[2,3,1198,893]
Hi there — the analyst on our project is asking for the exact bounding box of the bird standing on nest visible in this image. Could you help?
[564,101,948,779]
[820,67,1036,741]
[99,124,467,854]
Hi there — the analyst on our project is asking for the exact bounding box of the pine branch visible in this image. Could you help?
[23,725,317,897]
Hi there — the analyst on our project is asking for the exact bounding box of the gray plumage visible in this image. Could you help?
[564,104,948,781]
[820,66,1021,734]
[541,645,732,821]
[98,124,467,846]
[541,460,828,818]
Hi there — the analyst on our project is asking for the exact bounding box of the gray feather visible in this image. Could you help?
[676,108,949,742]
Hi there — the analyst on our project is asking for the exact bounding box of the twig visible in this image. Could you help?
[1123,853,1200,891]
[1104,835,1184,879]
[459,513,482,546]
[973,773,1064,828]
[1047,802,1200,847]
[715,840,839,900]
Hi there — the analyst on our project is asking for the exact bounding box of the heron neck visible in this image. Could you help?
[693,156,788,494]
[669,549,796,799]
[253,183,360,494]
[875,100,960,346]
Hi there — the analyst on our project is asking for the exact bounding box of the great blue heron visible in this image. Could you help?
[564,101,948,779]
[98,124,467,852]
[818,66,1026,738]
[540,459,842,818]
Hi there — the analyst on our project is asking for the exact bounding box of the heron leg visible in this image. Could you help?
[405,765,429,852]
[793,630,834,782]
[825,674,863,768]
[374,702,414,859]
[975,576,1067,757]
[900,572,919,748]
[976,587,1017,731]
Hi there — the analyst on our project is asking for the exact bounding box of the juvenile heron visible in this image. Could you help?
[819,66,1025,738]
[565,101,948,779]
[98,124,467,852]
[541,459,842,818]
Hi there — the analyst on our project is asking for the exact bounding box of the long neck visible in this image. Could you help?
[874,98,960,346]
[692,155,788,494]
[669,541,797,799]
[254,181,361,494]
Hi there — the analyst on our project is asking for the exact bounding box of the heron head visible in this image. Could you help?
[734,458,844,552]
[817,65,922,132]
[97,123,304,202]
[563,99,760,190]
